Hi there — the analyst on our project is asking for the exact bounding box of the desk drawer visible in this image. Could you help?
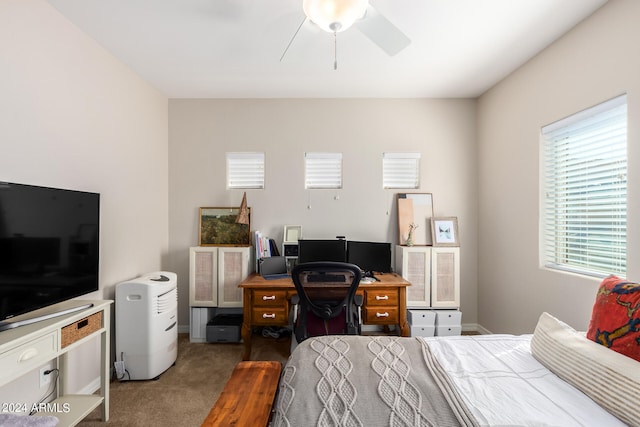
[363,306,399,324]
[364,289,399,307]
[252,307,288,326]
[253,290,288,307]
[0,332,57,383]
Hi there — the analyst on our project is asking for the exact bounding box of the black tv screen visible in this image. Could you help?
[347,241,392,273]
[0,182,100,322]
[298,239,346,263]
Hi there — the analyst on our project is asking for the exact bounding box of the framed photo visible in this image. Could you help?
[284,225,302,243]
[397,193,434,245]
[199,207,251,246]
[431,217,459,247]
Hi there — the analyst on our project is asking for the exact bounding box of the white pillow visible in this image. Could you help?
[531,312,640,427]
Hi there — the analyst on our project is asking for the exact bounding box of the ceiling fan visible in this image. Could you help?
[281,0,411,69]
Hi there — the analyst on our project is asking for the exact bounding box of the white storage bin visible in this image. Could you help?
[433,309,462,326]
[436,325,461,336]
[407,309,436,326]
[411,325,435,337]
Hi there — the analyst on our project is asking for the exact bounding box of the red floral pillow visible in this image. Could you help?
[586,275,640,362]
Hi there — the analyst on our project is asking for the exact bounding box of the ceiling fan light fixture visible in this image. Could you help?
[303,0,369,33]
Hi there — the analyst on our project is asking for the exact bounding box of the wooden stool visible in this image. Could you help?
[201,361,282,427]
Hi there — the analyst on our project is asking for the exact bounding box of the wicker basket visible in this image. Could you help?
[61,312,102,348]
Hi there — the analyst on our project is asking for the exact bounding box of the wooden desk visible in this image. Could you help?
[239,273,410,360]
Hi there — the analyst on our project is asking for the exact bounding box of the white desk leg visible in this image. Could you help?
[101,308,110,421]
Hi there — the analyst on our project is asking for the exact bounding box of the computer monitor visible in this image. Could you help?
[347,241,392,273]
[297,239,347,263]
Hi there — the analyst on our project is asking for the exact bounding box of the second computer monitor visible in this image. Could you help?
[297,239,347,263]
[347,241,392,273]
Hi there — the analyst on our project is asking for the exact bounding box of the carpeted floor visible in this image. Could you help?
[78,332,291,427]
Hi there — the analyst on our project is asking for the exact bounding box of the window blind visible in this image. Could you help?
[541,95,627,276]
[383,152,420,189]
[226,152,265,189]
[305,152,342,189]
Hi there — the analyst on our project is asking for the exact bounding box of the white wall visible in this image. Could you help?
[477,0,640,333]
[0,0,168,404]
[167,99,479,329]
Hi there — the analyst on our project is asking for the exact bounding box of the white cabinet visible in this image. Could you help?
[189,246,252,343]
[395,246,460,309]
[0,300,112,426]
[189,246,252,308]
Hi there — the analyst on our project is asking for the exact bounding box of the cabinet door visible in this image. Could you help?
[395,246,431,307]
[431,247,460,308]
[217,247,250,307]
[189,247,218,307]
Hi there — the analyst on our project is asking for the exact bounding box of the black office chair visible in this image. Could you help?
[290,262,363,346]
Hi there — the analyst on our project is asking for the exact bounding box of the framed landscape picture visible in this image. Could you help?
[199,207,251,246]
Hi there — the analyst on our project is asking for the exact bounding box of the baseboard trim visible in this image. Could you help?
[476,324,493,335]
[78,377,101,395]
[461,322,477,333]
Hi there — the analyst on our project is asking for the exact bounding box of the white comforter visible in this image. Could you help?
[423,334,626,427]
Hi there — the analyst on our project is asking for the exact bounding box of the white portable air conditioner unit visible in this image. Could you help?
[115,271,178,380]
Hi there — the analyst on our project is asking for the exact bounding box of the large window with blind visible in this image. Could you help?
[541,94,627,277]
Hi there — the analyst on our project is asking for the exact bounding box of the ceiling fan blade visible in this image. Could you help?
[355,5,411,56]
[280,16,309,62]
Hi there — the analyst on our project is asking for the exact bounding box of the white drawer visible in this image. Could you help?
[435,325,461,336]
[407,309,435,326]
[0,332,57,383]
[410,325,435,337]
[433,310,462,326]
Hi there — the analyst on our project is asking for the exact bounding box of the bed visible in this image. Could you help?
[271,307,640,426]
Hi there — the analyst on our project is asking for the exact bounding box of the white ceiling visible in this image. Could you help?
[47,0,608,98]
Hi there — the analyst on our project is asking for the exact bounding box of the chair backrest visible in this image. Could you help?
[291,261,362,343]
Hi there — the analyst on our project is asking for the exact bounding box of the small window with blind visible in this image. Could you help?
[226,152,265,189]
[383,152,421,189]
[541,94,627,277]
[305,152,342,189]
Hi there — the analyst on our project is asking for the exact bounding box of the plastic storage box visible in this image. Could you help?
[407,309,436,337]
[433,309,462,336]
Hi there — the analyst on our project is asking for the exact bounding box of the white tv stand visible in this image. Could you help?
[0,300,112,426]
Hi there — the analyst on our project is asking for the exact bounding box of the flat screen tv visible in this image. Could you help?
[0,182,100,331]
[298,239,347,263]
[347,241,392,273]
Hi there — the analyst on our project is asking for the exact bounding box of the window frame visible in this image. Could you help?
[226,152,265,189]
[304,152,343,189]
[382,152,421,189]
[540,94,627,277]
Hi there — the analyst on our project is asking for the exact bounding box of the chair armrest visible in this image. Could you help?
[291,294,300,323]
